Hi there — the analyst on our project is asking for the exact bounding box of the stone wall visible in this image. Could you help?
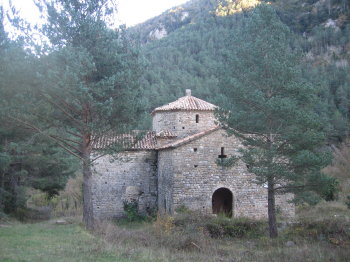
[157,129,295,219]
[91,150,157,220]
[157,149,174,214]
[153,111,217,137]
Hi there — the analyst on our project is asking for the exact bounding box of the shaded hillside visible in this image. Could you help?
[132,0,350,141]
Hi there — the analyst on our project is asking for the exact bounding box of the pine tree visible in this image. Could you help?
[216,4,333,237]
[10,0,143,228]
[0,6,78,216]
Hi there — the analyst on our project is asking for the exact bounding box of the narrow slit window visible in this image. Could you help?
[218,147,227,159]
[195,114,199,123]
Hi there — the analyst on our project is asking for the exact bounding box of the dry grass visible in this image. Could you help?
[25,174,83,221]
[324,140,350,201]
[93,211,350,262]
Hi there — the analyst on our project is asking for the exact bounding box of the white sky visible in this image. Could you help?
[1,0,190,27]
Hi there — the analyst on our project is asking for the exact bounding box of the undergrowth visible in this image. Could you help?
[93,209,350,262]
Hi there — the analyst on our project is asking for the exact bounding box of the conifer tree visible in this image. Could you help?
[216,4,333,237]
[0,6,78,216]
[12,0,143,228]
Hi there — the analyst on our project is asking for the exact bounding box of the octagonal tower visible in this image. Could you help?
[152,89,218,138]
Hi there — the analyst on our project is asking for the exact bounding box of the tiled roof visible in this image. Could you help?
[152,94,217,114]
[92,126,221,151]
[156,126,220,150]
[92,131,157,150]
[156,130,177,138]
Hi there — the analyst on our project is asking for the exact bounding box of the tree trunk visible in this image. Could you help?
[268,179,278,238]
[82,131,94,230]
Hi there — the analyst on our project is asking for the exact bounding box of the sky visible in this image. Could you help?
[1,0,190,27]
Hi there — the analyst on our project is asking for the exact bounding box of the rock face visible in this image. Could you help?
[149,26,167,40]
[91,90,295,220]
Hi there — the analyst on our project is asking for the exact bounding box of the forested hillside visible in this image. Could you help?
[133,0,350,142]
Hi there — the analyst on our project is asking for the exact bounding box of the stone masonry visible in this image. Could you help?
[91,90,295,220]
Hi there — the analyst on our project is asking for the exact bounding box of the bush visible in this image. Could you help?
[205,217,265,238]
[154,213,175,234]
[122,201,146,222]
[14,207,51,222]
[346,196,350,209]
[286,215,350,245]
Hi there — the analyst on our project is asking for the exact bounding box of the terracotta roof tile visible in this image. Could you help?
[152,94,217,114]
[156,129,177,138]
[156,126,220,150]
[92,131,157,150]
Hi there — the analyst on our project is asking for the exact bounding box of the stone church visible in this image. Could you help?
[91,90,294,220]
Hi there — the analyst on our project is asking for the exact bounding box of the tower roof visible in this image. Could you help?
[152,89,217,115]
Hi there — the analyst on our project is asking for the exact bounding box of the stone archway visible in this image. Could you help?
[212,188,233,217]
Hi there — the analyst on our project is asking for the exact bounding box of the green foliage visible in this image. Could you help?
[346,196,350,209]
[0,7,79,216]
[133,0,350,140]
[123,201,145,222]
[321,176,339,201]
[214,4,336,237]
[215,155,239,167]
[217,3,333,201]
[175,205,190,214]
[206,217,265,238]
[286,214,350,244]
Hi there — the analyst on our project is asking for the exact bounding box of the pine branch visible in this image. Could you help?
[41,93,84,129]
[8,116,84,161]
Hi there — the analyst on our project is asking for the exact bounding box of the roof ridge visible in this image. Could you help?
[152,95,217,114]
[156,126,220,150]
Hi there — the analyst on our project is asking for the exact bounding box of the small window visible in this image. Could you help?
[173,126,176,129]
[182,126,185,129]
[194,165,198,168]
[195,114,199,123]
[193,148,198,152]
[218,147,227,159]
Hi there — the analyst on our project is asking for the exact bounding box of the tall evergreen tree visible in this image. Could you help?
[9,0,143,228]
[216,4,333,237]
[0,6,78,216]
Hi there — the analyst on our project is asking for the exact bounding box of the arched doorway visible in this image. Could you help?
[212,188,233,217]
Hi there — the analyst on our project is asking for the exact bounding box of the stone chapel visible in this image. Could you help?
[91,89,295,220]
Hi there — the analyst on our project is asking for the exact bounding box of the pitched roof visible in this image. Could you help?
[156,126,220,150]
[156,129,177,138]
[92,131,157,150]
[152,93,217,114]
[92,126,221,151]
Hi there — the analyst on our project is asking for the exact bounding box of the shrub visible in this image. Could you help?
[346,196,350,209]
[206,217,265,238]
[286,215,350,245]
[123,201,141,222]
[175,205,190,214]
[14,207,51,222]
[154,213,175,234]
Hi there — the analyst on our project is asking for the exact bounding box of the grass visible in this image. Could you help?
[92,210,350,262]
[1,209,350,262]
[0,219,129,262]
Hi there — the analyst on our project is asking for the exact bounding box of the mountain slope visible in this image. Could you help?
[131,0,350,141]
